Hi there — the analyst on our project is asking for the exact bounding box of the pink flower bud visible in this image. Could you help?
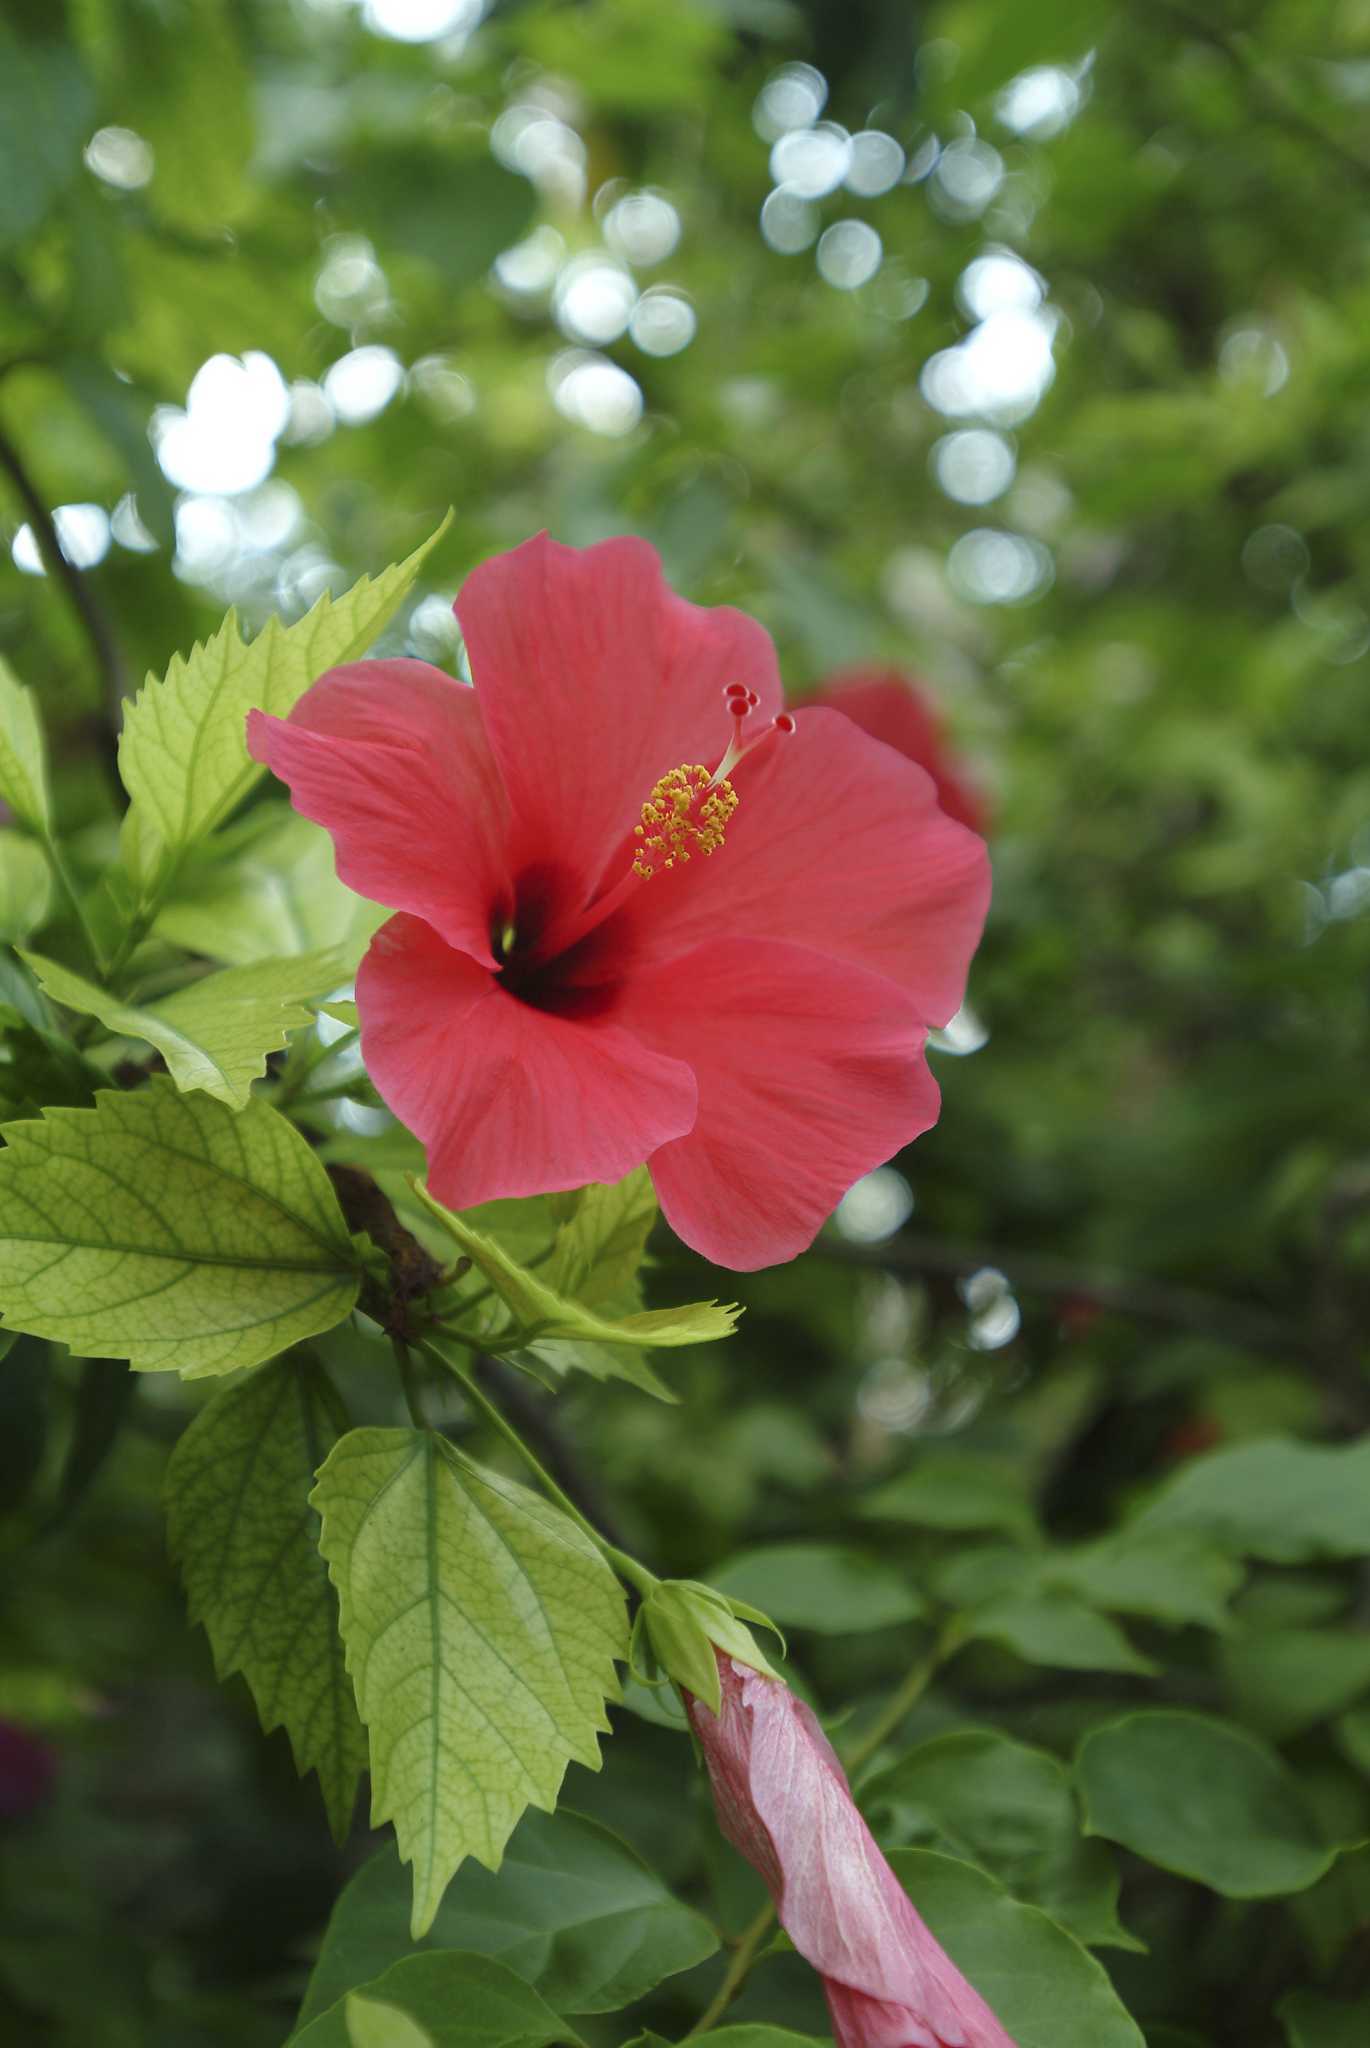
[688,1655,1018,2048]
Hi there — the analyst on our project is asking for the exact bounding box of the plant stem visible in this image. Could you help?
[419,1337,658,1598]
[391,1336,431,1429]
[40,830,109,976]
[843,1623,960,1778]
[684,1900,776,2038]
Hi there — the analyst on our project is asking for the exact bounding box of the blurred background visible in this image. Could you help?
[2,1,1370,2043]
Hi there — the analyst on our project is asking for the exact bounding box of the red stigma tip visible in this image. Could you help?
[746,690,760,707]
[725,682,750,699]
[729,696,748,719]
[773,712,796,734]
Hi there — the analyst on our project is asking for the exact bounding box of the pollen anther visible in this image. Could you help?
[634,764,739,879]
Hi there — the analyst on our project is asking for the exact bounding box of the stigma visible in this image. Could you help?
[632,687,795,881]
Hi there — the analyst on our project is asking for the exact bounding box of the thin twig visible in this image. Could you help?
[821,1231,1301,1361]
[0,416,128,755]
[684,1901,777,2039]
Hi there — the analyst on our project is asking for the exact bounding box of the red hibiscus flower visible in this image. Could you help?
[689,1656,1018,2048]
[248,535,988,1268]
[810,667,988,836]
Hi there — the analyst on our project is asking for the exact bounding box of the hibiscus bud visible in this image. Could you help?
[687,1655,1019,2048]
[635,1579,782,1713]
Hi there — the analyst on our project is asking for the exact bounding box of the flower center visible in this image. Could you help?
[631,685,794,883]
[633,766,738,877]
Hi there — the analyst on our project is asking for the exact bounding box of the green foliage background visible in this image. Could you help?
[2,1,1369,2045]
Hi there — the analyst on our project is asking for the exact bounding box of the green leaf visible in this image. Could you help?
[346,1994,433,2048]
[1076,1709,1343,1897]
[1037,1530,1242,1631]
[887,1848,1145,2048]
[0,1078,361,1375]
[0,836,53,943]
[413,1183,738,1356]
[1131,1436,1370,1562]
[858,1452,1038,1540]
[291,1953,582,2048]
[711,1543,925,1634]
[312,1428,628,1939]
[862,1729,1140,1951]
[963,1592,1156,1676]
[0,20,93,252]
[118,515,452,872]
[1279,1991,1370,2048]
[164,1355,367,1840]
[1219,1626,1370,1741]
[23,946,347,1108]
[0,658,52,833]
[542,1170,657,1309]
[296,1809,717,2029]
[155,808,387,968]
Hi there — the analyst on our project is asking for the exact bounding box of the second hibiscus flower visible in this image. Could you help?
[248,534,990,1269]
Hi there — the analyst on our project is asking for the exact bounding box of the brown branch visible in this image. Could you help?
[0,415,128,756]
[821,1231,1302,1362]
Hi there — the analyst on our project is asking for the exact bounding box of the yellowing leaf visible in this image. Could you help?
[312,1427,627,1939]
[23,946,347,1108]
[412,1181,738,1354]
[165,1356,367,1839]
[0,1079,361,1375]
[118,515,451,874]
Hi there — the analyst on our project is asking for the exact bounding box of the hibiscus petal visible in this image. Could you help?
[811,666,989,835]
[616,936,938,1269]
[456,532,783,906]
[604,707,991,1030]
[690,1659,1019,2048]
[247,659,511,968]
[356,913,699,1205]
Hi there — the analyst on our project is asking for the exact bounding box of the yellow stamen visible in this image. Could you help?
[633,763,739,879]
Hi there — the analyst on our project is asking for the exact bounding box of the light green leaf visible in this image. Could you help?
[1219,1626,1370,1742]
[312,1428,628,1939]
[23,946,347,1108]
[292,1953,582,2048]
[295,1809,717,2028]
[542,1170,657,1308]
[413,1183,738,1356]
[0,1078,361,1375]
[346,1994,433,2048]
[118,515,451,872]
[156,808,387,968]
[1076,1709,1343,1896]
[164,1355,367,1841]
[0,836,53,942]
[964,1593,1156,1675]
[0,659,52,833]
[1131,1436,1370,1563]
[1279,1990,1370,2048]
[861,1729,1139,1951]
[858,1452,1038,1540]
[711,1543,925,1634]
[888,1848,1145,2048]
